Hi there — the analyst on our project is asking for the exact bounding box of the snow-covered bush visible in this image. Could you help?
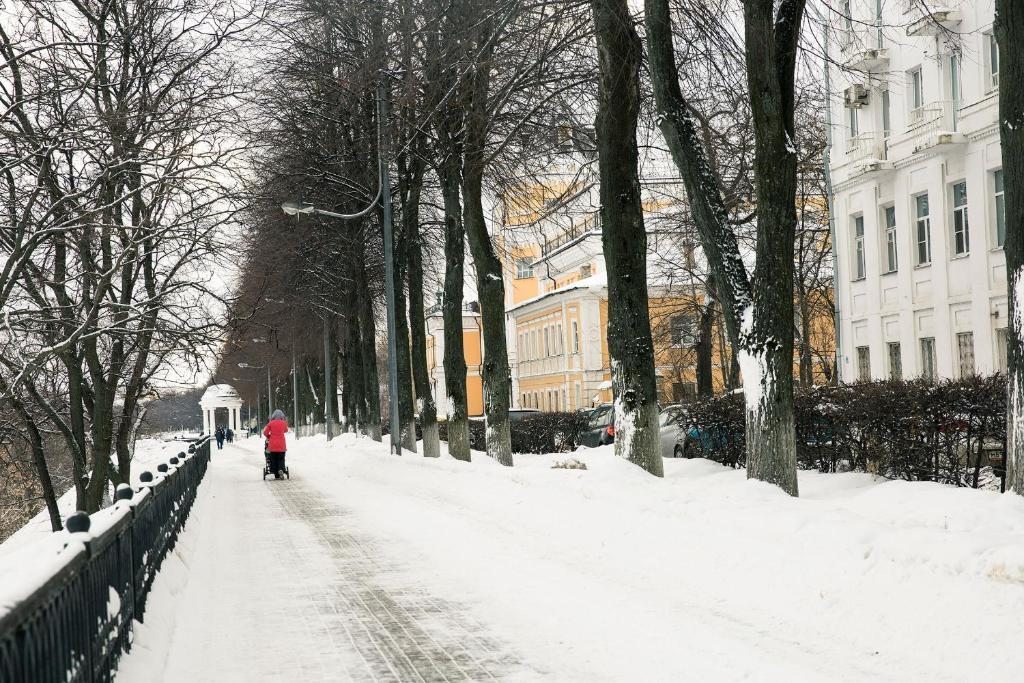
[679,375,1007,489]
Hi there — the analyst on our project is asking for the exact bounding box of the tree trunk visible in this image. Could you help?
[408,195,441,458]
[356,260,382,440]
[344,313,367,433]
[696,299,715,398]
[799,292,813,387]
[591,0,662,477]
[644,0,801,495]
[462,37,513,466]
[439,156,471,462]
[13,399,61,531]
[739,0,803,496]
[997,0,1024,494]
[395,164,421,454]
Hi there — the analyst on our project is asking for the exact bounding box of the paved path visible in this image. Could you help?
[124,440,537,682]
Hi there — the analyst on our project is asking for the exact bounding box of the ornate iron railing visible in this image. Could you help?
[0,437,211,683]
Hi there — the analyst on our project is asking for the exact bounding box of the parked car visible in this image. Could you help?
[659,405,692,458]
[508,408,542,422]
[468,408,542,425]
[580,404,615,447]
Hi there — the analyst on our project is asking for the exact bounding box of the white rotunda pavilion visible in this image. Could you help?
[199,384,244,435]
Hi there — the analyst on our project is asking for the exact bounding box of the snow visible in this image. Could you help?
[0,437,194,558]
[506,271,609,312]
[736,303,768,414]
[118,434,1024,681]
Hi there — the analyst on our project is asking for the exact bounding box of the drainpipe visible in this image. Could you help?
[824,19,843,384]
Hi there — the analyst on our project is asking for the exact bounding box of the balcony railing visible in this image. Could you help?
[845,132,887,164]
[906,100,961,151]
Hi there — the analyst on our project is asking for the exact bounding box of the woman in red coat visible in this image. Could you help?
[263,409,289,478]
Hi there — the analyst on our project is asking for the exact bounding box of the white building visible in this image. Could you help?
[829,0,1007,382]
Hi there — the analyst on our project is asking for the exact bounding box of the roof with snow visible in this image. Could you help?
[199,384,243,407]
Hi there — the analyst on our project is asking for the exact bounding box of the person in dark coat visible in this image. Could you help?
[226,428,234,443]
[215,427,225,450]
[263,409,289,478]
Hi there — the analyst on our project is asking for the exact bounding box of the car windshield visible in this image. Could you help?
[588,406,613,429]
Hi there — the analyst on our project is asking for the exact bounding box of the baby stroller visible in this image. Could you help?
[262,438,290,480]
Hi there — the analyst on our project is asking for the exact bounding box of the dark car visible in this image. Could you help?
[580,404,615,447]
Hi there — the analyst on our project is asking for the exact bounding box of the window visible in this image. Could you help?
[957,332,975,377]
[571,320,580,352]
[909,68,924,117]
[544,327,550,356]
[557,323,563,354]
[956,333,976,376]
[575,382,582,409]
[856,346,871,382]
[880,205,897,272]
[920,337,937,381]
[515,258,533,279]
[580,263,592,278]
[887,342,902,380]
[997,328,1009,373]
[881,90,891,138]
[988,33,1000,89]
[915,194,931,265]
[952,181,969,256]
[995,169,1006,247]
[853,216,866,279]
[669,314,697,347]
[847,106,859,139]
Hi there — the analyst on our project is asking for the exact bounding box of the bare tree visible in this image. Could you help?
[997,0,1024,494]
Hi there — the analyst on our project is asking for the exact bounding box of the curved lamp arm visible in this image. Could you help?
[281,179,382,221]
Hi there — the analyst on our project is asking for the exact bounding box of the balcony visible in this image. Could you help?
[844,132,892,174]
[844,48,889,72]
[845,132,887,162]
[906,100,966,152]
[906,9,962,37]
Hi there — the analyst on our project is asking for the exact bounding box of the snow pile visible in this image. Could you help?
[294,433,1024,681]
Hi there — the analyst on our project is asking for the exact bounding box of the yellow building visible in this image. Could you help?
[425,308,485,418]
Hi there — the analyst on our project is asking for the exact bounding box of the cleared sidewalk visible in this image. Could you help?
[117,439,535,682]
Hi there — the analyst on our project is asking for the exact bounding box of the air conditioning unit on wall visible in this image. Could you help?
[844,84,870,108]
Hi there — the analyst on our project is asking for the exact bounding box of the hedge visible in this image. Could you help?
[437,411,591,454]
[682,376,1006,489]
[431,376,1007,490]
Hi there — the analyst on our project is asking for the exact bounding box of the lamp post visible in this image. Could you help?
[238,362,272,421]
[230,376,261,435]
[292,346,300,438]
[281,77,402,455]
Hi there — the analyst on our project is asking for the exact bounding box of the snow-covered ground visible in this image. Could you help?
[115,433,1024,682]
[0,436,207,628]
[0,436,198,557]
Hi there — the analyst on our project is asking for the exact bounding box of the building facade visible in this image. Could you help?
[830,0,1006,382]
[425,309,485,418]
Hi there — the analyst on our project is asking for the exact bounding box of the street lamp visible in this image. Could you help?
[281,78,402,456]
[230,376,261,434]
[238,362,273,419]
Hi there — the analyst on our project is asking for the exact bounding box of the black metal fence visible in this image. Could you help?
[0,437,212,683]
